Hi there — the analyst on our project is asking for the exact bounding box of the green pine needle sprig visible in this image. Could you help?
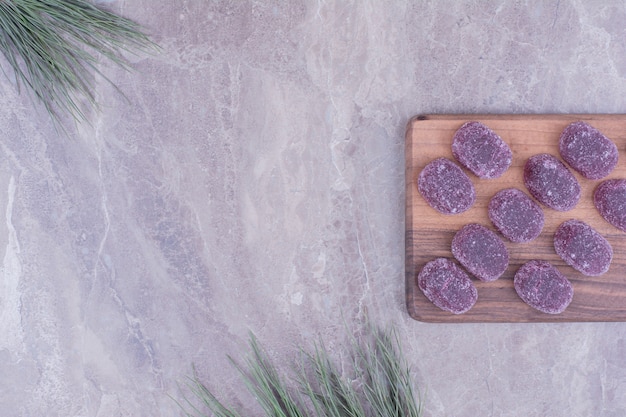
[0,0,157,126]
[298,341,367,417]
[355,327,423,417]
[178,325,423,417]
[231,334,308,417]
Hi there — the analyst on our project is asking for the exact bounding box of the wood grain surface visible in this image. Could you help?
[405,114,626,322]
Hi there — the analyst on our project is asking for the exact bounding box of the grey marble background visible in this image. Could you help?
[0,1,625,416]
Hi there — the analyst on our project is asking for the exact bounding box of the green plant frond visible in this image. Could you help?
[356,327,422,417]
[228,333,308,417]
[178,326,423,417]
[0,0,158,128]
[298,342,366,417]
[171,365,242,417]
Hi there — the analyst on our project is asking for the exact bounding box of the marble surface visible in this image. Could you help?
[0,1,625,416]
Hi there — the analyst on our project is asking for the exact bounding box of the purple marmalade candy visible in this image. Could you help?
[451,223,509,282]
[488,188,545,243]
[523,154,581,211]
[514,260,573,314]
[594,179,626,232]
[559,121,618,180]
[452,121,512,179]
[553,219,612,276]
[418,258,478,314]
[418,157,476,215]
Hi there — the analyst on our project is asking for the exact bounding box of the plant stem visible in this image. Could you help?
[0,0,157,127]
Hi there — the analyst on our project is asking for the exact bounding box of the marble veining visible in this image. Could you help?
[0,1,625,416]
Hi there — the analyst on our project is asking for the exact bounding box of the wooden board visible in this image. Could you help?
[405,114,626,322]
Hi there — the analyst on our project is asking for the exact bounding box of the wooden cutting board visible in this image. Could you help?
[405,114,626,322]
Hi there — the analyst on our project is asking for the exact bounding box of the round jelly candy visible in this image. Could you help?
[418,258,478,314]
[553,219,612,276]
[452,121,512,179]
[488,188,544,243]
[418,157,476,215]
[594,179,626,233]
[451,223,509,282]
[514,260,573,314]
[524,153,581,211]
[559,121,618,180]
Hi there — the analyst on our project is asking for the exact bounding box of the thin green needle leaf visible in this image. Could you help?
[177,325,423,417]
[0,0,158,130]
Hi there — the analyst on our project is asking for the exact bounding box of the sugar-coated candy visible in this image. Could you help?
[418,258,478,314]
[514,260,573,314]
[452,121,512,179]
[524,153,581,211]
[553,219,612,276]
[451,223,509,282]
[559,121,618,180]
[594,179,626,232]
[488,188,544,243]
[418,157,476,215]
